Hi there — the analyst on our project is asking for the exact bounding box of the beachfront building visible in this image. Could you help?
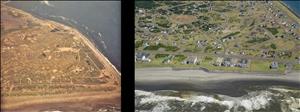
[236,59,249,68]
[135,52,151,62]
[214,57,224,66]
[270,61,279,69]
[184,56,198,64]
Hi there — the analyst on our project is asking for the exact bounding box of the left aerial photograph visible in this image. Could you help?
[1,1,121,112]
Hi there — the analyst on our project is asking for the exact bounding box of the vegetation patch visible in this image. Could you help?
[204,56,213,61]
[143,43,165,50]
[246,37,270,43]
[174,55,187,62]
[135,1,158,9]
[221,32,240,39]
[270,43,277,49]
[144,43,179,51]
[156,16,171,28]
[165,46,179,51]
[135,40,144,48]
[155,54,169,59]
[266,28,279,35]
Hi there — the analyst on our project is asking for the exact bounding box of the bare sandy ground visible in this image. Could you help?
[135,67,300,86]
[2,90,120,112]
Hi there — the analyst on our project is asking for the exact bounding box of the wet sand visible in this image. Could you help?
[135,67,300,96]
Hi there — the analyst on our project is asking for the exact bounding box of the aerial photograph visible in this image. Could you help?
[1,1,120,112]
[135,1,300,112]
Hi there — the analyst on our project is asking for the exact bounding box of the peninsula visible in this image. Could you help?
[1,3,120,112]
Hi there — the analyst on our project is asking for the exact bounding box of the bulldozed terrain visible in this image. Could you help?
[1,4,120,111]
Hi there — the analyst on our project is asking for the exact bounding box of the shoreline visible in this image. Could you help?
[279,1,300,19]
[135,67,300,82]
[45,16,121,77]
[136,64,300,75]
[274,1,300,24]
[3,3,121,76]
[135,67,300,95]
[1,4,121,111]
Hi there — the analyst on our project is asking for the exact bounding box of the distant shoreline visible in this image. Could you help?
[280,1,300,19]
[4,2,121,72]
[274,1,300,24]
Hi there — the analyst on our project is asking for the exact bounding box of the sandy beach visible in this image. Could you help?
[136,67,300,82]
[135,67,300,96]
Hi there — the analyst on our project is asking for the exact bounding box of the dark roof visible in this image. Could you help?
[240,59,248,64]
[136,52,150,58]
[270,62,278,68]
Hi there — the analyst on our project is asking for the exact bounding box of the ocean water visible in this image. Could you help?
[283,1,300,17]
[6,1,121,71]
[136,86,300,112]
[136,78,300,112]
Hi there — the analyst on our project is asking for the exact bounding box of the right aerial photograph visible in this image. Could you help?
[135,1,300,112]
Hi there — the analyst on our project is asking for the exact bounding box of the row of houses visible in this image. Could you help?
[135,52,199,65]
[214,57,249,68]
[135,52,300,69]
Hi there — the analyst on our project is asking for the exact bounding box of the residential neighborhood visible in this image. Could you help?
[135,1,300,74]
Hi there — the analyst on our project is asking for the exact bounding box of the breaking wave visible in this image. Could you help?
[40,1,54,7]
[135,86,300,112]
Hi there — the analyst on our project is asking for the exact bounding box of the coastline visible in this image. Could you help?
[280,1,300,19]
[274,1,300,24]
[3,3,121,76]
[135,67,300,95]
[45,16,121,77]
[135,67,300,82]
[1,4,121,111]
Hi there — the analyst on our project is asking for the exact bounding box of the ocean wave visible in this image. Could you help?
[40,1,54,7]
[135,87,300,112]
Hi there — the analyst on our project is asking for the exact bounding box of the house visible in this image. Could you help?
[135,52,151,62]
[143,42,149,48]
[236,59,249,68]
[231,58,239,67]
[184,56,198,64]
[270,61,278,69]
[214,57,224,66]
[196,40,207,48]
[221,58,232,67]
[220,58,239,67]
